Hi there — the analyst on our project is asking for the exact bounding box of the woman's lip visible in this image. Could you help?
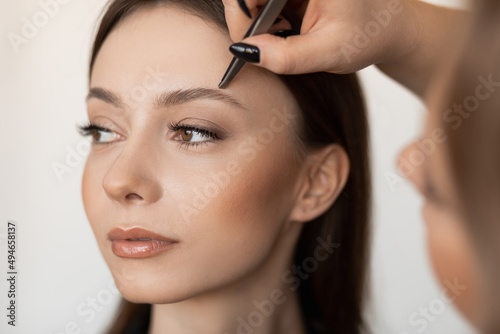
[108,227,177,242]
[108,227,178,259]
[111,239,176,258]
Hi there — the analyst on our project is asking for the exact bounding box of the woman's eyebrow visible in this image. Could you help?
[86,87,122,107]
[157,88,248,111]
[86,87,248,111]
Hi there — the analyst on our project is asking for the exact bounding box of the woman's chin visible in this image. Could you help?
[111,273,205,305]
[116,284,190,305]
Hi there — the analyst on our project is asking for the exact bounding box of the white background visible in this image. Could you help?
[0,0,477,333]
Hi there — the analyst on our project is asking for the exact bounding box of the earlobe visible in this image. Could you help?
[289,144,350,223]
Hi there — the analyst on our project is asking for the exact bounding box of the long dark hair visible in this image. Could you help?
[88,1,371,333]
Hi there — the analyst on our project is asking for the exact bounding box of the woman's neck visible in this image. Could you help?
[148,285,306,334]
[147,224,307,334]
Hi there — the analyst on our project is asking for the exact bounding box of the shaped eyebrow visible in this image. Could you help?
[86,87,248,111]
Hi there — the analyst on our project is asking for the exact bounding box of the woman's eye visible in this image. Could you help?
[77,121,222,148]
[77,123,121,145]
[169,122,221,148]
[92,130,121,144]
[178,128,212,143]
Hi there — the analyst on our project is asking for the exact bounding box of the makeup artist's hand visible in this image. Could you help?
[223,0,415,73]
[222,0,469,97]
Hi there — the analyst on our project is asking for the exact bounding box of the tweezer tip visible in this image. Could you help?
[218,77,227,89]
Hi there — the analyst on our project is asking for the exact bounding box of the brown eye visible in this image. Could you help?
[78,123,121,145]
[181,129,193,141]
[168,123,221,146]
[92,131,102,142]
[90,129,120,144]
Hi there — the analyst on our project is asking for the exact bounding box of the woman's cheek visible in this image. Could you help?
[423,202,482,326]
[189,140,297,242]
[82,155,117,253]
[82,159,102,234]
[181,138,298,271]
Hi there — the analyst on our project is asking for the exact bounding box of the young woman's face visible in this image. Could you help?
[82,5,306,303]
[398,71,483,325]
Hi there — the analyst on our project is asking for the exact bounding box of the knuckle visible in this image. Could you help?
[271,41,295,74]
[280,50,297,74]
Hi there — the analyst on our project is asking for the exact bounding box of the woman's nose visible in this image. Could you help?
[102,139,163,205]
[397,140,425,194]
[397,141,417,179]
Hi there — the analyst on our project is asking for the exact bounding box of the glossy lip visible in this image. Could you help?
[108,227,178,259]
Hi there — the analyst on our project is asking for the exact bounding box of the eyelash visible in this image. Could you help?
[77,121,222,148]
[77,122,116,146]
[167,120,222,149]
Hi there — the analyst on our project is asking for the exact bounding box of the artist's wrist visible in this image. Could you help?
[377,0,422,66]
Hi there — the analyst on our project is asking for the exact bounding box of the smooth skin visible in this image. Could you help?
[83,5,350,334]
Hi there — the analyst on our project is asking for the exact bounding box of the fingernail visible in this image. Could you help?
[272,30,295,38]
[229,43,260,63]
[273,17,282,24]
[237,0,252,19]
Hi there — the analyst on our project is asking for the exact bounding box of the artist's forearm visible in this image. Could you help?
[376,0,471,98]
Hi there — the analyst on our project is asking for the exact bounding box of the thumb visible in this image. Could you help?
[229,31,329,75]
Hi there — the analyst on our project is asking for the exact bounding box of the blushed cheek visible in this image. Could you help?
[81,164,94,228]
[82,160,107,246]
[191,135,299,254]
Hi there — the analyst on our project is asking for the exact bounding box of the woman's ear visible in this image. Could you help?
[289,144,350,223]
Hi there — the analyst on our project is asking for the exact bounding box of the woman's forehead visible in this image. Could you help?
[91,6,232,88]
[90,5,296,118]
